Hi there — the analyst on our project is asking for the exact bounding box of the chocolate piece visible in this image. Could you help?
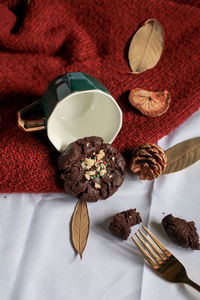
[109,209,142,240]
[162,214,200,250]
[58,136,126,202]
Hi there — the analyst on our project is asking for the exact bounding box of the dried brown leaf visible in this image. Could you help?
[163,137,200,174]
[128,19,164,74]
[72,200,90,259]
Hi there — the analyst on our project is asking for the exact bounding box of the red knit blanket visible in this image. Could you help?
[0,0,200,192]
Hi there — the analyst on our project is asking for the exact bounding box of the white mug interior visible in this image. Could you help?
[47,89,122,152]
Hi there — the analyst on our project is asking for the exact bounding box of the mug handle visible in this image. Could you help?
[17,100,45,132]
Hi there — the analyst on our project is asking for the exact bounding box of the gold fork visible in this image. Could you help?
[132,226,200,292]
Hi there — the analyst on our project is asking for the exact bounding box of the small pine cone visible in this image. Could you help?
[130,143,167,180]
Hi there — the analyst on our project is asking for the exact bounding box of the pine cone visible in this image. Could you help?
[130,143,167,180]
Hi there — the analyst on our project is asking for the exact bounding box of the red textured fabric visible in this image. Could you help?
[0,0,200,192]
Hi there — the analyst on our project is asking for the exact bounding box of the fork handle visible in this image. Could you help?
[184,277,200,292]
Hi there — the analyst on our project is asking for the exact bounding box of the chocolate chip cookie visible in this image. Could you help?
[58,136,126,202]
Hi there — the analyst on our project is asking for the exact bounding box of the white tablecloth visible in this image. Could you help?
[1,109,200,300]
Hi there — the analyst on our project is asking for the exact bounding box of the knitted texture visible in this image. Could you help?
[0,0,200,192]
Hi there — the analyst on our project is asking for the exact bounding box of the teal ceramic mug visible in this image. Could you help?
[17,72,122,151]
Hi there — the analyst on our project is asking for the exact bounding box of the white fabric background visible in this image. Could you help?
[0,109,200,300]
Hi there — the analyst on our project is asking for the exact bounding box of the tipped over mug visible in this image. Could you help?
[17,72,122,152]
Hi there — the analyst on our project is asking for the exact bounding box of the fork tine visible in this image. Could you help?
[139,230,168,261]
[131,236,159,269]
[135,232,162,264]
[142,226,171,257]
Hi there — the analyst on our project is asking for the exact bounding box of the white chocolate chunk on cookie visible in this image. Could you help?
[96,149,105,161]
[84,174,90,180]
[100,169,107,176]
[85,158,95,167]
[95,183,101,189]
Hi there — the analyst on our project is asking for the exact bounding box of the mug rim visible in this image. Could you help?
[47,89,122,152]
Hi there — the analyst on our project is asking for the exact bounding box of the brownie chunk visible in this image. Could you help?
[162,214,200,250]
[58,136,126,202]
[109,209,142,240]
